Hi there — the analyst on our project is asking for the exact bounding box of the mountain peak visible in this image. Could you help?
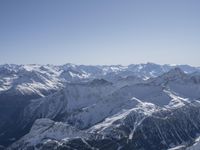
[159,68,187,81]
[150,68,187,85]
[165,67,185,77]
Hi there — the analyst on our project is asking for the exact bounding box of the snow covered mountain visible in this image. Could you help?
[1,63,200,150]
[0,63,199,95]
[7,118,90,150]
[0,64,63,96]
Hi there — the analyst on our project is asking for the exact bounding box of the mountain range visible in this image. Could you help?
[1,63,200,150]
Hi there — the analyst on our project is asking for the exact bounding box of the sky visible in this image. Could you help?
[0,0,200,66]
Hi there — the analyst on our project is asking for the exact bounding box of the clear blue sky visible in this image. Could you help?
[0,0,200,66]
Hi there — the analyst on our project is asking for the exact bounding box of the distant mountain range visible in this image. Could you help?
[1,63,200,150]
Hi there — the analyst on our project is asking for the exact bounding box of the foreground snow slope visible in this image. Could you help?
[7,118,90,150]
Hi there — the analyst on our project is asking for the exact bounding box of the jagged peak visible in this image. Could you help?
[150,68,188,85]
[159,67,186,79]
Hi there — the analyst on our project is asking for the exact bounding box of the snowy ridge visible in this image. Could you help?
[7,118,89,150]
[186,136,200,150]
[88,97,159,136]
[0,64,63,96]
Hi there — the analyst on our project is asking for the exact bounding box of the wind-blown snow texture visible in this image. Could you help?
[1,63,200,150]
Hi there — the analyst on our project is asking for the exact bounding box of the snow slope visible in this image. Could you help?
[7,118,90,150]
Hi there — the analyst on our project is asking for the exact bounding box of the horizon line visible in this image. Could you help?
[0,62,199,68]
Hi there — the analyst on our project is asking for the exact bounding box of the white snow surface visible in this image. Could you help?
[8,118,89,149]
